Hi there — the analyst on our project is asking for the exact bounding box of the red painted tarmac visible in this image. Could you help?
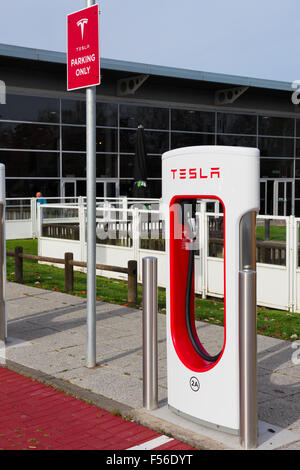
[0,367,196,451]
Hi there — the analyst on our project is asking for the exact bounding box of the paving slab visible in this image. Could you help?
[3,281,300,450]
[149,407,300,450]
[0,367,196,451]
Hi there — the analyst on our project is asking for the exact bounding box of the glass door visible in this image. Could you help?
[260,179,294,216]
[62,179,118,202]
[260,179,275,215]
[106,181,117,197]
[96,179,118,198]
[273,180,294,216]
[260,180,267,215]
[61,179,77,203]
[95,180,118,221]
[96,181,104,198]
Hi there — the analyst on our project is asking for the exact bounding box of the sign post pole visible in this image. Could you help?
[86,0,96,368]
[86,66,96,368]
[67,0,100,368]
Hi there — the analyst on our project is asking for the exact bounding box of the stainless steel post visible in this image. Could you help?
[239,268,257,449]
[239,211,257,449]
[142,257,158,410]
[86,0,97,369]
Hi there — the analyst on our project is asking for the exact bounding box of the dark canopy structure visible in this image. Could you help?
[132,125,149,198]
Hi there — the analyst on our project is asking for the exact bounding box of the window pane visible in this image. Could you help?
[295,200,300,217]
[120,129,169,153]
[77,180,86,197]
[171,132,214,149]
[260,159,294,178]
[256,219,287,265]
[294,181,300,198]
[121,178,161,197]
[62,126,85,151]
[294,161,300,178]
[147,179,162,198]
[120,155,133,178]
[96,182,104,197]
[62,153,85,177]
[259,137,294,158]
[259,116,294,137]
[106,182,116,197]
[120,105,169,129]
[61,99,85,124]
[6,179,60,198]
[217,113,256,134]
[172,109,214,132]
[147,156,162,178]
[96,154,118,178]
[120,179,134,197]
[62,127,118,152]
[295,139,300,158]
[96,128,118,152]
[120,154,161,178]
[63,153,118,178]
[217,135,256,147]
[0,94,59,123]
[0,151,59,177]
[0,122,59,150]
[96,102,118,127]
[208,213,224,258]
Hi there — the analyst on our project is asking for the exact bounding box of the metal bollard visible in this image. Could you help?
[239,267,257,450]
[142,256,158,410]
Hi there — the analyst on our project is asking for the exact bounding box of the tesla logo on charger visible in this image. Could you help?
[77,18,88,40]
[171,167,220,180]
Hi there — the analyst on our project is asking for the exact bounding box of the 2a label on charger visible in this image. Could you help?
[190,376,200,392]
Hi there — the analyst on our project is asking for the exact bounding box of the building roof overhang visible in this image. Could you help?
[0,43,293,93]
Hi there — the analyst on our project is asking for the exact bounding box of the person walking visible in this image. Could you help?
[35,192,47,205]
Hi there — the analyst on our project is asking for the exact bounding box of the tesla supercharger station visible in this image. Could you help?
[162,146,260,448]
[0,164,6,343]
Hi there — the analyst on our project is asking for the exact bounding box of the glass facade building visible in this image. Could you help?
[0,45,299,215]
[1,92,300,214]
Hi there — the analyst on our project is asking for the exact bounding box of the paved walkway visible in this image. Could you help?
[2,281,300,450]
[0,367,195,451]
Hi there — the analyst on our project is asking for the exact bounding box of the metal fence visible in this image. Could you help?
[31,200,300,313]
[5,196,161,240]
[5,196,300,313]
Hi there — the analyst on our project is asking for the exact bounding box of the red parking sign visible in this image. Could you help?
[67,4,100,91]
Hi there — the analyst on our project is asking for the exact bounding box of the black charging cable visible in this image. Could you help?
[185,210,221,363]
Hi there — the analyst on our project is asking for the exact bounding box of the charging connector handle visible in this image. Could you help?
[186,216,197,243]
[185,229,221,363]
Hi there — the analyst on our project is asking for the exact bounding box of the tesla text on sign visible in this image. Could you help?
[67,4,100,91]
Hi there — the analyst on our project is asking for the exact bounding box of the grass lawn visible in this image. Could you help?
[6,239,300,342]
[256,225,286,241]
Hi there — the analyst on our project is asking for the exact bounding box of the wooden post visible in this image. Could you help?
[265,219,270,240]
[64,252,74,293]
[15,246,23,283]
[128,260,137,306]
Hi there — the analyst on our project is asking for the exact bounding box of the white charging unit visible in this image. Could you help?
[162,146,260,435]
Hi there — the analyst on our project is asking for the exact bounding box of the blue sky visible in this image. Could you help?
[0,0,298,83]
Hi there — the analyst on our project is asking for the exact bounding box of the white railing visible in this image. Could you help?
[36,202,300,313]
[6,198,34,239]
[5,196,161,240]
